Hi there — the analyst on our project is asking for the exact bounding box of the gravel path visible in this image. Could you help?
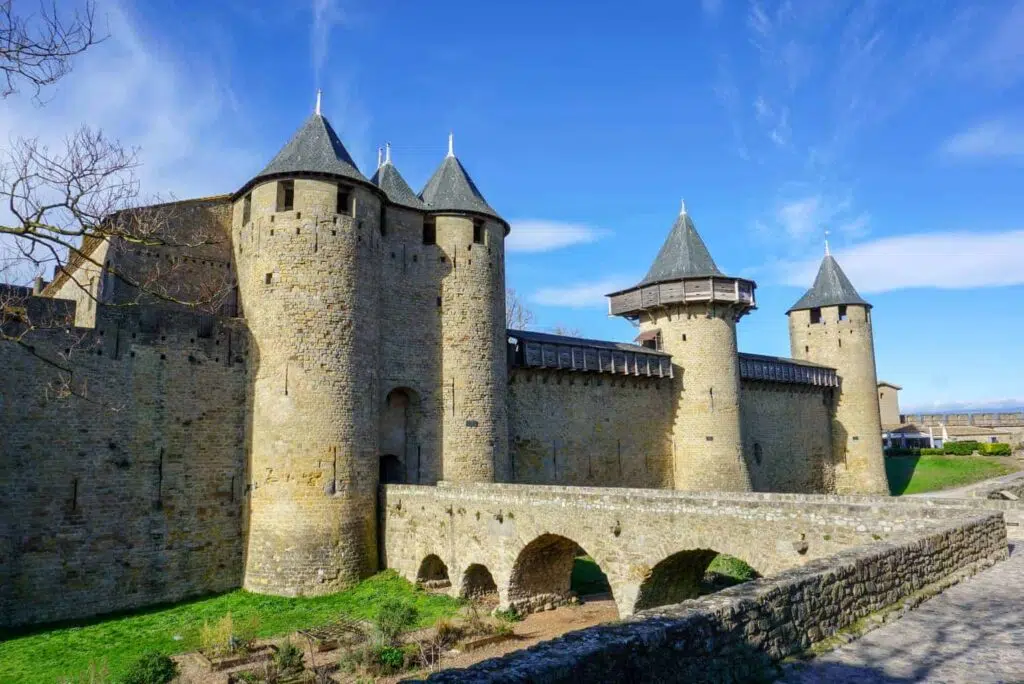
[778,544,1024,683]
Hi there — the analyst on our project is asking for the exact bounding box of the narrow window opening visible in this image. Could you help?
[838,304,848,321]
[838,338,842,348]
[277,180,294,212]
[805,345,809,353]
[473,219,484,244]
[265,273,273,285]
[810,307,822,324]
[682,333,687,342]
[242,193,252,225]
[336,184,351,215]
[423,219,436,245]
[753,442,763,465]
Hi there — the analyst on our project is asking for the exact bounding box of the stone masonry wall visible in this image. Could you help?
[436,215,508,483]
[421,512,1007,683]
[0,303,247,628]
[741,380,837,493]
[639,302,752,492]
[790,304,888,494]
[377,205,443,484]
[234,178,382,596]
[507,369,672,487]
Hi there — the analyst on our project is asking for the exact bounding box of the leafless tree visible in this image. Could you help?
[505,287,534,330]
[550,324,582,337]
[1,0,104,99]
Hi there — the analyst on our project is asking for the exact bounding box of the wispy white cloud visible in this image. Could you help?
[311,0,346,84]
[531,277,635,308]
[506,220,610,253]
[940,120,1024,161]
[773,194,861,243]
[771,230,1024,293]
[0,1,255,200]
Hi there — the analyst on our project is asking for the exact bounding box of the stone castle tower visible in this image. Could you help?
[787,249,888,494]
[232,100,508,596]
[607,203,757,492]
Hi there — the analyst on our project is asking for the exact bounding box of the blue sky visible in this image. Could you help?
[2,0,1023,411]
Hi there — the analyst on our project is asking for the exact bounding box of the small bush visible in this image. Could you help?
[494,621,515,637]
[943,441,980,456]
[493,607,522,623]
[274,638,304,674]
[920,447,944,455]
[117,652,177,684]
[980,443,1011,456]
[374,645,406,674]
[433,617,463,646]
[375,598,419,643]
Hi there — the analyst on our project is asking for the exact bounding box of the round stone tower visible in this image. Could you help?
[233,100,384,595]
[607,202,755,492]
[787,248,888,494]
[419,135,509,482]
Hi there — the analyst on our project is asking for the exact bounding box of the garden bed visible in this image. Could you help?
[197,643,277,671]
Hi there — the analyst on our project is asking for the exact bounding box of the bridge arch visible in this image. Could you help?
[633,549,760,613]
[416,553,451,590]
[507,533,616,615]
[460,563,498,601]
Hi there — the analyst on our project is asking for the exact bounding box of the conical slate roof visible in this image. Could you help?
[419,154,501,220]
[371,160,425,210]
[254,113,369,185]
[788,254,870,312]
[639,204,724,286]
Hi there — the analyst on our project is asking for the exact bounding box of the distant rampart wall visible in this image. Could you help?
[0,302,248,628]
[903,412,1024,428]
[506,369,673,488]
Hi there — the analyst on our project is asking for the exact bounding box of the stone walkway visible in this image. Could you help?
[779,544,1024,683]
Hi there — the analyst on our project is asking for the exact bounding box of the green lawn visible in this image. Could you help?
[571,556,612,596]
[0,571,461,683]
[886,454,1019,495]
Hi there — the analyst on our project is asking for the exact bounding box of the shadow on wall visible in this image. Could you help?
[635,550,761,612]
[508,534,617,615]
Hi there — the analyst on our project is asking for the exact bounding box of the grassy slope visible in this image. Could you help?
[887,454,1018,495]
[0,571,460,684]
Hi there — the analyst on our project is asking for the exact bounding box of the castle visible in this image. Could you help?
[0,100,890,627]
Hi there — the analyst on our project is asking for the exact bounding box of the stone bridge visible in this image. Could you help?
[381,483,972,617]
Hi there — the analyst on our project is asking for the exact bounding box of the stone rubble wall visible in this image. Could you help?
[420,512,1007,683]
[0,303,248,628]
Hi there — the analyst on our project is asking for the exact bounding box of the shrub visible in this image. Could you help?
[943,441,980,455]
[433,617,463,646]
[375,598,419,643]
[493,607,522,623]
[117,652,177,684]
[274,638,304,674]
[200,613,234,656]
[706,554,759,583]
[374,645,406,674]
[920,447,944,455]
[980,443,1011,456]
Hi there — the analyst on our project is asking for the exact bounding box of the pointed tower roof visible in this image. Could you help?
[639,201,725,286]
[253,111,369,185]
[418,134,501,221]
[370,144,425,210]
[788,254,870,312]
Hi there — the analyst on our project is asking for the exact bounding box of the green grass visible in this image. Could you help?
[0,571,461,684]
[886,454,1019,495]
[571,556,611,596]
[705,554,759,583]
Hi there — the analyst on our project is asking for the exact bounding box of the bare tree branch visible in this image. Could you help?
[0,0,105,100]
[506,288,534,330]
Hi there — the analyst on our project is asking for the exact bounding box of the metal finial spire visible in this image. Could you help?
[447,132,454,157]
[385,141,392,165]
[824,228,831,256]
[315,89,322,116]
[376,146,382,169]
[680,198,687,216]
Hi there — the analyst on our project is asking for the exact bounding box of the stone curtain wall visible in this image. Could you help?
[421,513,1007,683]
[382,483,974,617]
[0,304,248,628]
[741,381,837,493]
[507,369,673,488]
